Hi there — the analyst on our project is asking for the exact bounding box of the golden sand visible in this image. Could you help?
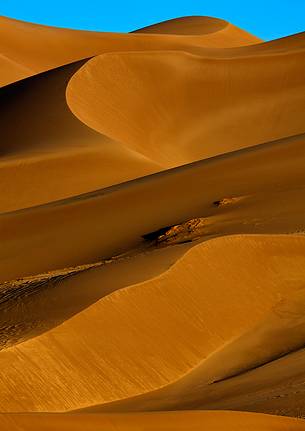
[1,14,305,429]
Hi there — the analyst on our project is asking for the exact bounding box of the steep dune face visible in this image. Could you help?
[0,61,160,211]
[1,12,305,428]
[67,35,305,165]
[0,60,103,155]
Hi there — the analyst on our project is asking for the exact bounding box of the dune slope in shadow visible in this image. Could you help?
[0,61,160,211]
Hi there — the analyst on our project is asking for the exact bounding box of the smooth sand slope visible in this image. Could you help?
[67,33,305,165]
[82,238,305,417]
[1,235,305,413]
[1,133,305,283]
[1,411,304,431]
[0,15,261,86]
[1,12,305,429]
[0,15,264,211]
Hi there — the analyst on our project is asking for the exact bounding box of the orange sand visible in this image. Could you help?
[1,13,305,429]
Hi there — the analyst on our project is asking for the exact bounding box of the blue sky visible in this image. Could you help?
[1,0,305,41]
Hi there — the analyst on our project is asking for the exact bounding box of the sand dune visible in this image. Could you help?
[134,16,232,34]
[0,15,264,210]
[0,411,304,431]
[1,12,305,429]
[1,234,305,413]
[1,132,305,283]
[0,15,260,87]
[67,33,305,165]
[80,237,305,415]
[0,60,160,211]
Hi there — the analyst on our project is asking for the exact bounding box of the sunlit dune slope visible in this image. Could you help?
[0,411,304,431]
[1,133,305,283]
[134,16,230,34]
[67,33,305,165]
[0,235,305,413]
[134,15,262,46]
[0,15,261,86]
[1,235,305,412]
[83,238,305,417]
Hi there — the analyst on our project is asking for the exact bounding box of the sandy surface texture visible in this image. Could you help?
[1,411,305,431]
[1,13,305,429]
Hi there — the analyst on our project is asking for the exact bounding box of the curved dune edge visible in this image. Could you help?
[66,34,305,166]
[1,131,305,283]
[0,239,192,350]
[0,411,304,431]
[1,234,305,412]
[133,16,230,34]
[1,24,303,211]
[0,60,161,212]
[0,15,261,87]
[80,255,305,414]
[72,235,305,415]
[0,15,264,211]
